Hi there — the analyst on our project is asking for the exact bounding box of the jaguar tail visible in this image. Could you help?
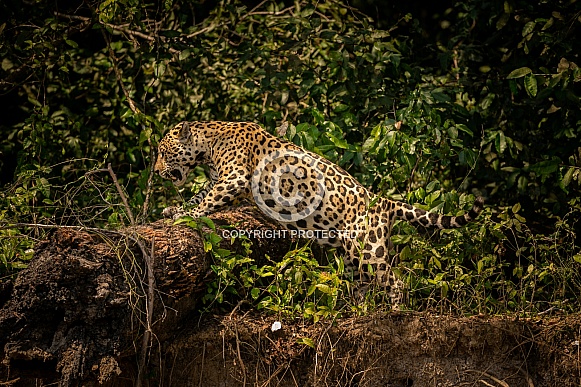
[392,196,484,229]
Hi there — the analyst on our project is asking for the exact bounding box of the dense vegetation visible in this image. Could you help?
[1,0,580,316]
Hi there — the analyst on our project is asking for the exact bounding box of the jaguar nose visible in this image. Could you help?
[153,159,162,174]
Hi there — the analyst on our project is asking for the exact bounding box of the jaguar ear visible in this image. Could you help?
[178,122,191,143]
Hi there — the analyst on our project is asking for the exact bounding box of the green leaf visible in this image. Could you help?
[495,131,507,154]
[429,89,450,103]
[315,283,332,294]
[297,337,315,348]
[426,180,440,192]
[10,262,28,270]
[561,167,575,187]
[522,21,536,37]
[214,248,232,258]
[98,0,118,23]
[528,158,560,175]
[517,176,528,192]
[432,256,442,270]
[198,216,216,230]
[154,61,167,78]
[447,126,458,139]
[65,39,78,48]
[541,17,554,31]
[173,216,195,225]
[325,133,349,149]
[399,246,412,261]
[301,5,315,17]
[503,1,512,13]
[179,49,191,60]
[108,212,119,225]
[496,13,510,30]
[362,136,377,152]
[1,58,13,71]
[139,127,152,146]
[456,124,473,136]
[320,30,337,40]
[159,30,181,38]
[208,232,222,246]
[459,149,477,167]
[524,74,537,97]
[440,281,448,298]
[507,67,532,79]
[426,190,441,205]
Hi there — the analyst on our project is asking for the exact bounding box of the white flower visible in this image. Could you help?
[271,321,282,332]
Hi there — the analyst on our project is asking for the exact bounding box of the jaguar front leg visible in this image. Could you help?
[164,170,251,220]
[188,164,219,206]
[162,164,219,219]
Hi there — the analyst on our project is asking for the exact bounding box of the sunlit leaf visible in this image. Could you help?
[524,74,538,97]
[507,67,532,79]
[522,21,536,37]
[561,167,575,188]
[297,337,315,348]
[495,131,507,154]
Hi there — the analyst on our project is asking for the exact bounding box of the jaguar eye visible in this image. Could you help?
[169,170,182,181]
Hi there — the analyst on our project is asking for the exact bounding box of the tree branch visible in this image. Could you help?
[54,12,179,54]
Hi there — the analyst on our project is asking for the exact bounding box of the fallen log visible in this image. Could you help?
[0,206,293,385]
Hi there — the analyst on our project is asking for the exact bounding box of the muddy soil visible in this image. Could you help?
[161,311,581,387]
[0,206,580,386]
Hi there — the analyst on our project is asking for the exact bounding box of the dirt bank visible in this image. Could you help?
[156,311,580,387]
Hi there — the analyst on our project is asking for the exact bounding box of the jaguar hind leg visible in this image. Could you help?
[343,261,404,308]
[341,236,403,308]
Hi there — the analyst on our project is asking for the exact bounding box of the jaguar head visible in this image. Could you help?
[154,122,207,186]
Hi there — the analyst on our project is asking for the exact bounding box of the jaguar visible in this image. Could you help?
[154,121,484,301]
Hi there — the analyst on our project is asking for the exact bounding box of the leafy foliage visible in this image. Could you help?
[0,0,580,315]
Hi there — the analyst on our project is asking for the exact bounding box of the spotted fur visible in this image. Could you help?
[155,121,484,301]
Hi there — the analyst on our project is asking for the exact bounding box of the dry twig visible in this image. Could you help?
[106,164,157,387]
